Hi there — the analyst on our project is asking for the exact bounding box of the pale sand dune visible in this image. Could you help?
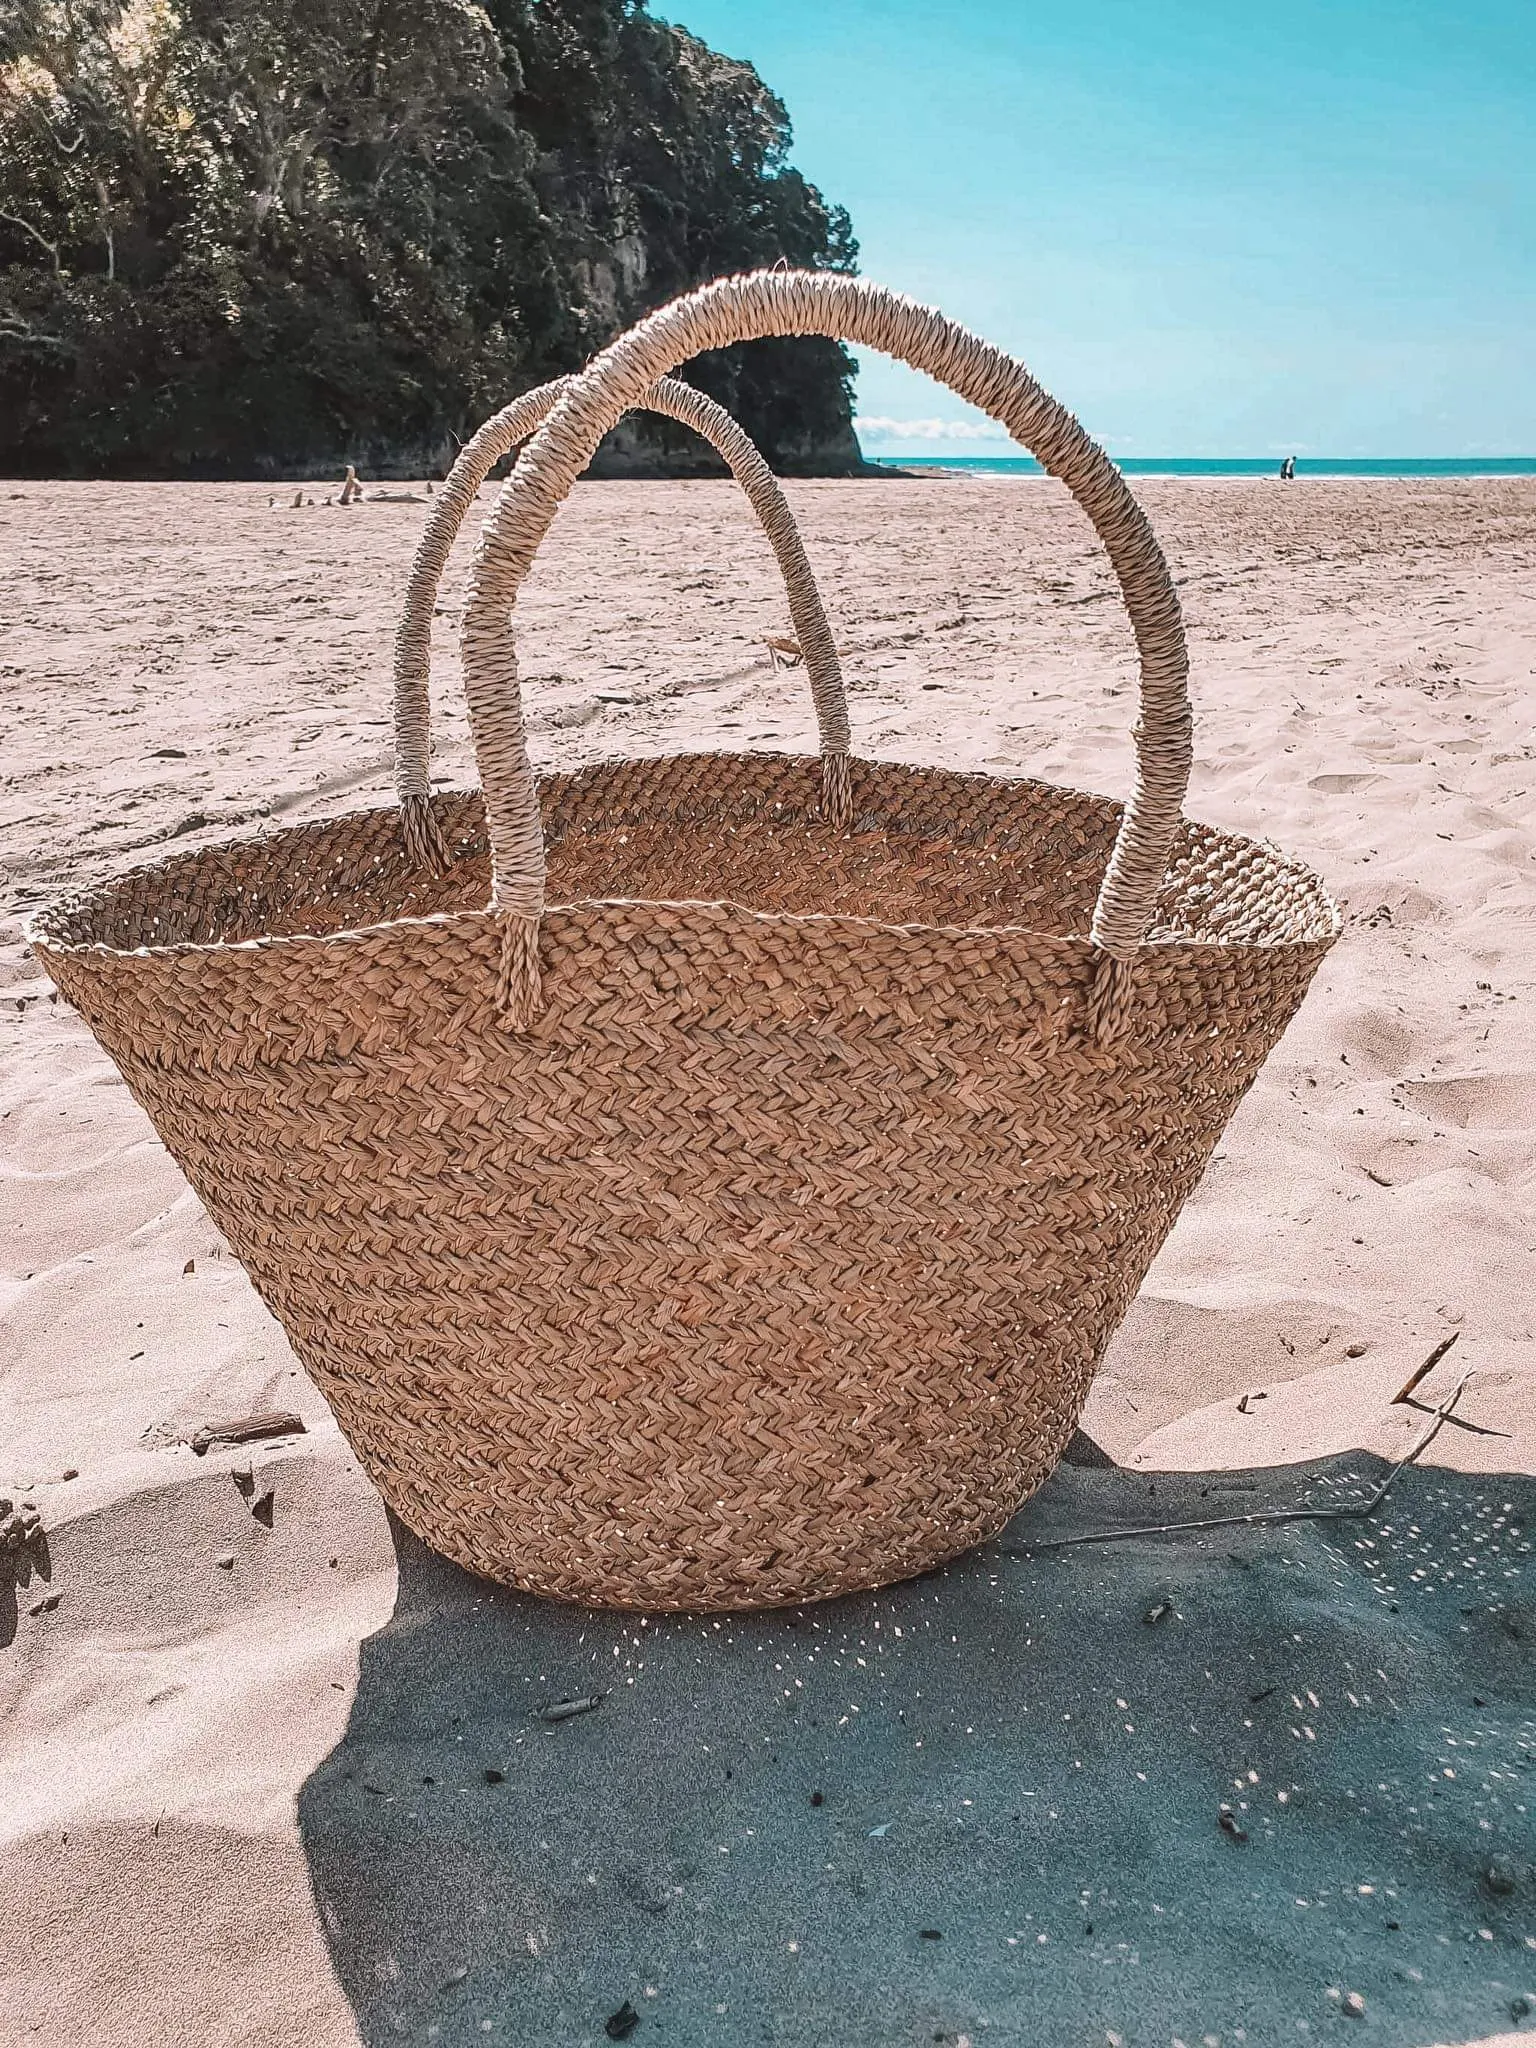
[1,476,1532,2046]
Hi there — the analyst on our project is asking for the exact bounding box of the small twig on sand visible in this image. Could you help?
[1000,1372,1473,1558]
[765,635,803,669]
[538,1694,605,1724]
[191,1409,307,1455]
[1392,1330,1459,1405]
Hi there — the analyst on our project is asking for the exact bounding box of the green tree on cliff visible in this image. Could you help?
[0,0,861,474]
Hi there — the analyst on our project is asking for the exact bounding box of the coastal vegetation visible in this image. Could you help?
[0,0,863,475]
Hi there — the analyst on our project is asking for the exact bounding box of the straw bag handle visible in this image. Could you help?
[462,271,1193,1037]
[394,374,851,871]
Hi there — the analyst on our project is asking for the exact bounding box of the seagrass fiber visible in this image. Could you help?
[393,373,851,870]
[33,758,1338,1611]
[32,274,1341,1610]
[460,270,1196,986]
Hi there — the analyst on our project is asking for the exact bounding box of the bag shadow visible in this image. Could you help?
[298,1452,1534,2047]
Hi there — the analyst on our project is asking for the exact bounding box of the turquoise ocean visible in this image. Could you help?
[866,455,1536,478]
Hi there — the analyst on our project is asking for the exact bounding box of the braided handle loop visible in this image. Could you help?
[461,272,1193,1026]
[396,373,850,869]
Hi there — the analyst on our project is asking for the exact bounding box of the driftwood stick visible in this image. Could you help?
[1392,1330,1459,1405]
[191,1409,307,1456]
[1000,1372,1473,1558]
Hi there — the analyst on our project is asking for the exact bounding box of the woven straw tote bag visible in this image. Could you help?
[32,271,1340,1613]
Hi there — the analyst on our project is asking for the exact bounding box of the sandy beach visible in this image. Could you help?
[1,472,1533,2046]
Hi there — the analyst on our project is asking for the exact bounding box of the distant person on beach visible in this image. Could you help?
[1279,455,1297,481]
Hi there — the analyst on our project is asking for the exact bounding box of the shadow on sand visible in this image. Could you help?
[1,1521,51,1651]
[299,1452,1533,2048]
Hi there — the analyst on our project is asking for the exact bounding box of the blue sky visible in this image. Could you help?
[662,1,1534,456]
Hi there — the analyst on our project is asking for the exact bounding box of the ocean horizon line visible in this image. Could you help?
[862,453,1536,478]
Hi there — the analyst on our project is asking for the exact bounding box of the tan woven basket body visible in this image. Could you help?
[32,275,1339,1612]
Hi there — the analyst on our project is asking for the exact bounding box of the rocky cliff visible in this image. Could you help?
[0,0,865,477]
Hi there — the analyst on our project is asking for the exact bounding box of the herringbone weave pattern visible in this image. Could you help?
[33,755,1337,1610]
